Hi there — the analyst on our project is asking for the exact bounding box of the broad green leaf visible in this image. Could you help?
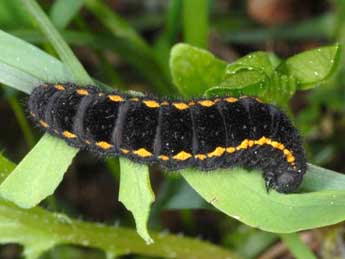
[219,67,267,90]
[228,51,274,76]
[202,51,296,106]
[170,43,227,97]
[277,45,342,89]
[119,159,155,244]
[206,52,273,96]
[0,134,78,208]
[181,164,345,233]
[205,72,297,106]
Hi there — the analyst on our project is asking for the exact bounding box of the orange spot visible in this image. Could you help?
[158,155,169,161]
[96,141,113,149]
[133,148,152,158]
[54,84,65,91]
[277,143,285,150]
[207,147,225,157]
[63,131,77,139]
[108,95,124,102]
[226,147,236,153]
[173,151,192,161]
[224,97,238,103]
[237,139,249,150]
[76,89,89,95]
[287,155,295,163]
[283,149,290,155]
[198,100,215,107]
[248,140,255,147]
[39,120,49,128]
[121,148,129,154]
[271,141,280,148]
[195,154,207,160]
[143,100,160,108]
[255,136,267,145]
[173,102,189,110]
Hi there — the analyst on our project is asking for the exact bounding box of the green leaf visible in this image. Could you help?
[0,29,77,208]
[170,43,227,97]
[21,0,92,85]
[0,154,16,183]
[119,159,155,244]
[280,233,317,259]
[0,0,33,29]
[229,51,275,75]
[206,52,273,93]
[205,51,296,106]
[181,165,345,233]
[0,134,78,208]
[277,45,342,89]
[204,71,297,106]
[49,0,85,29]
[0,0,89,208]
[0,29,73,93]
[183,0,209,48]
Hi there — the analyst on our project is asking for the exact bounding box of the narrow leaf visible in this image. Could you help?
[280,233,316,259]
[0,29,74,90]
[21,0,92,84]
[0,134,78,208]
[50,0,85,29]
[0,30,78,208]
[183,0,209,48]
[119,159,155,244]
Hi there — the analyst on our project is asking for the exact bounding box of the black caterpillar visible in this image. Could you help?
[28,83,307,193]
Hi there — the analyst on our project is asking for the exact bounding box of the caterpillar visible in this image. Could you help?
[28,83,307,193]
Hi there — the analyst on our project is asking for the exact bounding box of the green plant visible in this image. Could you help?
[0,0,344,259]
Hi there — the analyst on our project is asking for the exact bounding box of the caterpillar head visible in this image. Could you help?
[265,166,304,193]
